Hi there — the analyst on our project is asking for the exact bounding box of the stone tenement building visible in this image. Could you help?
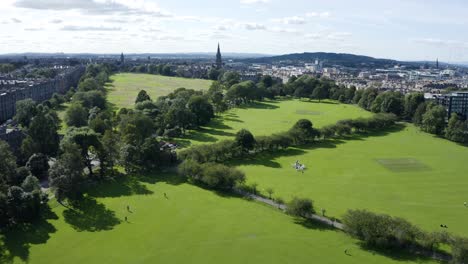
[0,65,85,123]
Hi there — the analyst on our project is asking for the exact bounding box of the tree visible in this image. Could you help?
[62,127,102,177]
[187,96,214,126]
[404,93,425,120]
[413,102,428,125]
[78,78,100,92]
[73,91,107,110]
[135,90,151,104]
[286,197,315,217]
[0,141,18,190]
[311,85,329,102]
[164,107,195,135]
[49,142,86,201]
[445,113,468,143]
[26,153,49,180]
[21,175,40,192]
[235,129,256,152]
[266,187,274,199]
[24,106,60,156]
[98,130,120,176]
[119,111,155,145]
[421,104,446,135]
[221,71,240,87]
[65,103,88,128]
[14,99,37,127]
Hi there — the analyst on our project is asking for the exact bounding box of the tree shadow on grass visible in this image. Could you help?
[208,118,235,129]
[182,131,218,143]
[135,170,187,186]
[87,174,154,198]
[0,207,58,263]
[63,196,121,232]
[239,101,279,110]
[199,128,236,138]
[294,218,337,232]
[358,243,437,263]
[228,148,307,168]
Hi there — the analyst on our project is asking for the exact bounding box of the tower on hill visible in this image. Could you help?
[120,52,125,64]
[216,43,223,69]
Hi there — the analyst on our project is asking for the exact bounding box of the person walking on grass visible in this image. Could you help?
[125,216,127,222]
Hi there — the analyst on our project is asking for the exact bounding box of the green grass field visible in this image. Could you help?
[107,73,213,109]
[2,173,435,264]
[182,99,372,146]
[233,124,468,235]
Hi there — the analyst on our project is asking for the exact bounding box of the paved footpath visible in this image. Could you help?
[235,189,451,263]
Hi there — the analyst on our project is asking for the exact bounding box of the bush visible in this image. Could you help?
[286,197,315,217]
[178,160,245,191]
[342,210,421,249]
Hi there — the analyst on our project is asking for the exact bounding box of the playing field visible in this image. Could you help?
[107,73,213,109]
[233,124,468,236]
[182,100,373,146]
[1,173,435,264]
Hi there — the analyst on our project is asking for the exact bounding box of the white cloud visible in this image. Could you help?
[240,0,269,4]
[50,19,63,24]
[11,18,22,23]
[15,0,172,17]
[61,25,122,31]
[413,38,468,49]
[24,27,44,31]
[244,23,267,30]
[273,16,307,25]
[306,12,330,18]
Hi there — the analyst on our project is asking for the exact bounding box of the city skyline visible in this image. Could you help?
[0,0,468,62]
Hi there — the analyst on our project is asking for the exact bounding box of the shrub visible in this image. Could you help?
[286,197,315,217]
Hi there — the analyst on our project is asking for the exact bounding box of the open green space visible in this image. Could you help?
[182,99,372,146]
[1,173,434,264]
[107,73,213,109]
[234,124,468,236]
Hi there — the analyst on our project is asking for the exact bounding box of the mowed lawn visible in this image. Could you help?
[1,173,434,264]
[108,73,213,109]
[234,124,468,235]
[183,100,372,146]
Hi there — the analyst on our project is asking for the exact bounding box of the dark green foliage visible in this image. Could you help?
[421,104,447,135]
[0,141,18,190]
[73,91,107,110]
[235,129,256,152]
[187,95,214,126]
[78,78,100,92]
[65,103,88,127]
[404,93,425,120]
[178,160,245,190]
[451,237,468,264]
[343,210,421,249]
[445,113,468,143]
[286,197,315,217]
[26,153,49,180]
[24,106,60,156]
[135,90,151,104]
[49,142,86,201]
[14,99,37,127]
[370,91,404,116]
[62,127,102,177]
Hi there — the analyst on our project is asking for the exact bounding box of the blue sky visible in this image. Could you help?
[0,0,467,62]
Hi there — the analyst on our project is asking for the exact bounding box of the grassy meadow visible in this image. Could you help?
[16,74,466,263]
[2,173,436,264]
[107,73,213,109]
[182,99,373,146]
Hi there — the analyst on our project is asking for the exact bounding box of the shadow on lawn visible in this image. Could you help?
[239,101,279,110]
[294,218,337,232]
[358,243,435,263]
[229,148,307,168]
[63,196,121,232]
[87,174,154,198]
[0,207,58,263]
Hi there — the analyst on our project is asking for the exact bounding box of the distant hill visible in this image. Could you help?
[244,52,398,68]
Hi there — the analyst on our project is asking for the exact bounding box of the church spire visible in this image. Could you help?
[216,43,223,69]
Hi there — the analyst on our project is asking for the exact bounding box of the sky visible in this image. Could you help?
[0,0,467,62]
